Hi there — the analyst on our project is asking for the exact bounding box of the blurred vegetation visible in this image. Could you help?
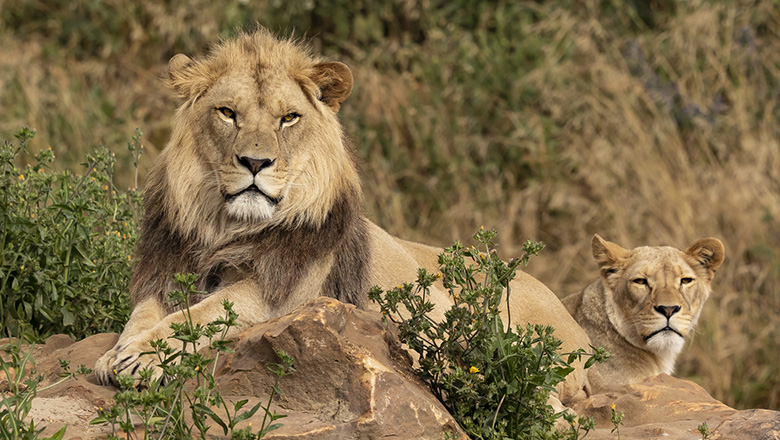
[1,0,779,410]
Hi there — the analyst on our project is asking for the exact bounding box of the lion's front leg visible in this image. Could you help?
[95,297,167,385]
[95,280,268,386]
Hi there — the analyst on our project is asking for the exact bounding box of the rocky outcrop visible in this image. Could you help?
[16,297,780,439]
[25,297,464,439]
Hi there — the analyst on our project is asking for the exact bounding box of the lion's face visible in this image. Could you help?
[195,66,315,222]
[160,31,358,236]
[592,235,725,357]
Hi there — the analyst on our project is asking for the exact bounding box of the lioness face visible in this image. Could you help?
[593,236,724,357]
[165,47,355,227]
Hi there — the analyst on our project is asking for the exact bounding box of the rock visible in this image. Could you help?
[212,296,465,439]
[569,374,780,439]
[12,297,780,439]
[711,409,780,439]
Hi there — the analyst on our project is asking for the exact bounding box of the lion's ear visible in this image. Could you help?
[311,61,353,112]
[591,234,628,277]
[166,54,211,100]
[685,238,725,278]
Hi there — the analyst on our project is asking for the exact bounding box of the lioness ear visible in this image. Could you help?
[591,234,628,277]
[311,61,353,112]
[685,238,725,278]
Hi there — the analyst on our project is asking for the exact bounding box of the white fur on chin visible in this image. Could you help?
[226,192,276,222]
[645,331,685,373]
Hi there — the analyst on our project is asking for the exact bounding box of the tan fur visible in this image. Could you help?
[94,29,590,403]
[562,234,725,392]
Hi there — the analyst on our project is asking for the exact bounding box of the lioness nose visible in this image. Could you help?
[655,305,681,318]
[238,156,275,175]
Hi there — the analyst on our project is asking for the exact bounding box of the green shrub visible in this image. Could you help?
[369,228,606,440]
[0,127,140,341]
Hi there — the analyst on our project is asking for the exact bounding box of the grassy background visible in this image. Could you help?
[2,0,779,410]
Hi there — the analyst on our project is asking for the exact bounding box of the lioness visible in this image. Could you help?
[562,234,724,391]
[94,29,589,402]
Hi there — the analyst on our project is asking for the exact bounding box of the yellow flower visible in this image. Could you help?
[480,225,484,230]
[435,272,442,279]
[20,265,24,270]
[17,174,23,180]
[611,403,616,410]
[103,185,108,190]
[469,366,479,374]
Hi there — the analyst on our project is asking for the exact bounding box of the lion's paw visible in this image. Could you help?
[94,338,161,387]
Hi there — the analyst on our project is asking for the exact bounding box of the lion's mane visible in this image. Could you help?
[130,30,369,313]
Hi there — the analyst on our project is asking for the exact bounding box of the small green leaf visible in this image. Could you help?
[194,404,228,435]
[234,400,264,424]
[74,245,93,266]
[61,307,75,326]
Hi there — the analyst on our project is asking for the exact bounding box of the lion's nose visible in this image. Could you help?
[238,156,275,175]
[654,305,681,318]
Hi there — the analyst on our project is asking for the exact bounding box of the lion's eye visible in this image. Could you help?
[680,277,694,285]
[217,107,235,119]
[632,278,648,285]
[280,113,300,127]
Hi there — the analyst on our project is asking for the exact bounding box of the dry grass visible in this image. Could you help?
[2,0,779,410]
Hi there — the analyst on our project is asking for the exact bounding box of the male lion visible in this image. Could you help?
[94,29,590,402]
[562,234,724,392]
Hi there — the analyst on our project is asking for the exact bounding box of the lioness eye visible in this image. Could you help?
[681,277,694,285]
[632,278,648,285]
[217,107,235,119]
[280,113,300,126]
